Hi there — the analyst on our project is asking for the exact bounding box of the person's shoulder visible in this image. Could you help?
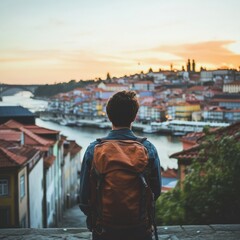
[141,138,158,156]
[87,140,99,151]
[140,138,155,148]
[137,136,155,149]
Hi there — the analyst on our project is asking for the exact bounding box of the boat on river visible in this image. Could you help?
[143,120,229,135]
[143,122,171,134]
[168,120,229,136]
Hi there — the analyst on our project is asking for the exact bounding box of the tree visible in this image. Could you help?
[156,135,240,225]
[106,72,111,80]
[183,136,240,224]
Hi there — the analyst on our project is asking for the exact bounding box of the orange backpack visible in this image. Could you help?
[89,138,154,233]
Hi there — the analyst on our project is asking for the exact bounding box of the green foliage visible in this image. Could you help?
[34,79,95,97]
[156,135,240,225]
[156,186,185,225]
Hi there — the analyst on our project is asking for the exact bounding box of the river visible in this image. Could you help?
[1,91,182,169]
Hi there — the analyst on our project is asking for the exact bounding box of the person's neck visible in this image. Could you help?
[112,125,131,130]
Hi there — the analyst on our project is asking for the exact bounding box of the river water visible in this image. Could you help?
[1,91,182,169]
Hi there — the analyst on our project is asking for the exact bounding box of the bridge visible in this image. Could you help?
[0,84,42,96]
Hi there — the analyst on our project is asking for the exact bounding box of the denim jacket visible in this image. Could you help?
[79,128,162,216]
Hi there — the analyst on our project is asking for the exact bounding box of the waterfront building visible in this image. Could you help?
[92,88,114,100]
[200,70,213,82]
[223,81,240,93]
[211,96,240,109]
[138,104,165,122]
[131,81,155,91]
[175,103,201,121]
[97,82,129,92]
[146,71,167,83]
[203,107,240,123]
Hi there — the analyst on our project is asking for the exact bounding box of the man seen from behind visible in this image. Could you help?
[79,91,161,240]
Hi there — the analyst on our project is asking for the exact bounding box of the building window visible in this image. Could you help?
[0,179,9,196]
[20,174,25,199]
[0,207,10,227]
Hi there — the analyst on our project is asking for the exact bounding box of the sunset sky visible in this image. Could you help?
[0,0,240,84]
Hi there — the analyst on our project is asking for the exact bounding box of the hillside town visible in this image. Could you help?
[1,61,240,229]
[42,61,240,135]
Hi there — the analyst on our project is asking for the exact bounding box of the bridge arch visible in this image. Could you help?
[0,84,40,96]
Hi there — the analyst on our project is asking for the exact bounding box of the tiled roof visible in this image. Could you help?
[70,142,82,157]
[64,140,82,157]
[25,126,59,135]
[58,135,67,147]
[186,86,206,92]
[0,119,24,129]
[0,146,27,167]
[0,106,34,117]
[224,81,240,86]
[170,122,240,163]
[44,155,56,168]
[170,144,200,161]
[211,99,240,103]
[1,120,59,136]
[135,81,154,84]
[202,121,240,141]
[12,145,40,160]
[0,140,40,168]
[162,168,178,178]
[0,130,22,142]
[20,127,55,146]
[181,132,205,145]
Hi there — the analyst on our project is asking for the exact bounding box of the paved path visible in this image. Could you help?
[0,225,240,239]
[59,205,86,228]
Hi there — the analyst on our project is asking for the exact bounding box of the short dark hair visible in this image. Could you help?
[106,91,139,127]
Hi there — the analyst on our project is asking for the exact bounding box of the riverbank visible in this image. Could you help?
[37,110,173,134]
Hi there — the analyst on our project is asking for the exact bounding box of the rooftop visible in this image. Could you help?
[0,225,239,239]
[0,106,34,117]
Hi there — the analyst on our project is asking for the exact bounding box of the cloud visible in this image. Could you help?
[149,40,240,68]
[0,48,134,82]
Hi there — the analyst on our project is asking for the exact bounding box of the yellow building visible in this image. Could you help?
[175,103,201,121]
[0,144,40,228]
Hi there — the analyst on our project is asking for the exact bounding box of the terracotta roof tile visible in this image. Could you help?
[170,122,240,163]
[12,145,40,160]
[162,168,178,178]
[0,147,27,167]
[0,130,22,142]
[64,140,82,157]
[170,144,200,160]
[44,155,56,168]
[0,119,24,129]
[181,132,205,145]
[25,126,59,135]
[20,127,54,146]
[135,81,154,84]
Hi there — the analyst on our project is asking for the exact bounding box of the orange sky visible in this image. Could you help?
[0,0,240,84]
